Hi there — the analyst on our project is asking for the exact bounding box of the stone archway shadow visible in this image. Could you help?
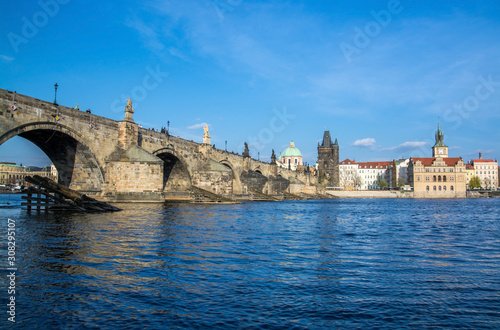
[0,122,105,193]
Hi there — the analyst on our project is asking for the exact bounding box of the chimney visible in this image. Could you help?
[479,152,482,159]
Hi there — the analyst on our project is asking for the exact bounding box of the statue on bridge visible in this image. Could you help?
[271,149,276,165]
[124,98,134,122]
[203,124,211,145]
[243,142,250,158]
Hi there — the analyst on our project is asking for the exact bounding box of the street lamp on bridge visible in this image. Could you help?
[53,83,58,105]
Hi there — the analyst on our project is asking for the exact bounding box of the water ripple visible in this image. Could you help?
[1,196,499,328]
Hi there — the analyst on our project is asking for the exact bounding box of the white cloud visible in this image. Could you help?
[353,138,376,147]
[0,55,14,62]
[125,18,165,53]
[464,149,496,157]
[382,141,428,152]
[187,123,210,130]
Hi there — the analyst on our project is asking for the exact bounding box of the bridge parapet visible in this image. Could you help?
[0,89,122,193]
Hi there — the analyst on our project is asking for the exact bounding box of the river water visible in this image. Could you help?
[1,194,499,329]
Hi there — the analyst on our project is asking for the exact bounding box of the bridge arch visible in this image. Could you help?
[219,159,242,195]
[153,146,192,194]
[0,122,105,193]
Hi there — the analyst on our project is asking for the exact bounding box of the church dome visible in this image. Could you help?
[281,141,302,158]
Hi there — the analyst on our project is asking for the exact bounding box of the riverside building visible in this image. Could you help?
[0,162,57,186]
[408,124,466,198]
[471,153,498,190]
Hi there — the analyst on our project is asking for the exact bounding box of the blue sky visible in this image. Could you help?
[1,0,500,167]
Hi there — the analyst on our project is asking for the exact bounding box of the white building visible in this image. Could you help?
[339,159,360,190]
[389,158,410,188]
[357,161,391,190]
[472,153,498,190]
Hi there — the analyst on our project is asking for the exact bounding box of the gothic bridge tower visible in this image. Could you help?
[317,130,339,187]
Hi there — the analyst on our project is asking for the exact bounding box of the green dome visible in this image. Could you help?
[281,141,302,158]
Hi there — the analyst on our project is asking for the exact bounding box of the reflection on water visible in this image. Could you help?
[1,195,499,329]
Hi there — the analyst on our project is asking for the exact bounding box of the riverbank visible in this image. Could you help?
[467,190,500,198]
[326,190,413,198]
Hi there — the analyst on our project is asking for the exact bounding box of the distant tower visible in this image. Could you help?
[317,131,339,187]
[432,122,448,158]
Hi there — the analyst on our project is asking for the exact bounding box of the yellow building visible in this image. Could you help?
[408,124,466,198]
[0,162,57,186]
[0,162,24,185]
[465,163,475,188]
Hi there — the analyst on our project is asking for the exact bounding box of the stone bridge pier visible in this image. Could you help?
[0,89,318,202]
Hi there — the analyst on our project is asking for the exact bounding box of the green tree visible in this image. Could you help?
[469,176,482,189]
[376,174,388,190]
[397,177,407,188]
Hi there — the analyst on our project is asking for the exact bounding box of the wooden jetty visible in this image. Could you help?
[22,175,121,212]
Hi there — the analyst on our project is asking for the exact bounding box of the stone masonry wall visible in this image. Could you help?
[105,161,163,193]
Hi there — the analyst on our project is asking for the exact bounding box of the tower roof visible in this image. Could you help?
[434,122,447,147]
[321,131,337,147]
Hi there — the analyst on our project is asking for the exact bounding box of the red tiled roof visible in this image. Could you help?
[466,164,474,170]
[340,158,357,165]
[473,159,496,163]
[411,157,462,166]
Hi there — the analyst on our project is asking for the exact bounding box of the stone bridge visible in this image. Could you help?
[0,88,318,201]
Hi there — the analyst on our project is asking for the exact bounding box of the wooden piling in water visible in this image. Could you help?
[22,175,121,213]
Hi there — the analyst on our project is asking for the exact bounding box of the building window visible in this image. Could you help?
[439,186,442,191]
[444,186,447,191]
[451,186,454,191]
[417,176,421,181]
[450,176,454,181]
[443,176,447,182]
[425,176,430,181]
[426,186,429,191]
[433,175,436,182]
[433,186,436,191]
[438,175,442,182]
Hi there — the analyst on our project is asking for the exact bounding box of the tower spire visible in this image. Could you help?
[432,121,448,157]
[434,121,445,147]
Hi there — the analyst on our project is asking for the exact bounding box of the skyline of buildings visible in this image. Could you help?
[2,123,498,194]
[336,123,498,194]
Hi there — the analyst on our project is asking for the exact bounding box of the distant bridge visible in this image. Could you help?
[0,89,318,201]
